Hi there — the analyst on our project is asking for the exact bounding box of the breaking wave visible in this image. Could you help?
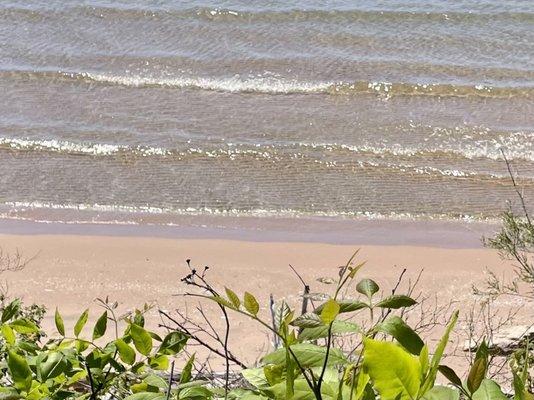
[1,136,533,164]
[4,69,534,98]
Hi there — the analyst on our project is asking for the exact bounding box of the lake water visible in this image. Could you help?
[2,0,534,225]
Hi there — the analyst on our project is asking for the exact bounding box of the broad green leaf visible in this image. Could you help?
[123,393,166,400]
[9,319,39,334]
[74,309,89,337]
[1,325,15,345]
[148,354,169,370]
[262,343,346,368]
[179,386,213,399]
[263,364,284,386]
[241,368,270,390]
[362,338,421,400]
[467,358,487,394]
[92,311,108,340]
[181,353,195,384]
[438,365,463,388]
[2,299,20,323]
[130,323,153,356]
[422,386,460,400]
[300,320,360,340]
[315,299,368,314]
[290,313,323,328]
[65,370,87,386]
[158,331,188,355]
[7,350,32,393]
[472,379,507,400]
[356,278,379,298]
[115,339,136,365]
[37,352,67,382]
[375,295,417,309]
[244,292,259,316]
[376,316,424,355]
[55,308,65,336]
[144,374,168,390]
[75,339,89,353]
[320,299,340,324]
[225,287,241,308]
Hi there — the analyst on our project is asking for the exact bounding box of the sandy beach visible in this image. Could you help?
[1,218,527,372]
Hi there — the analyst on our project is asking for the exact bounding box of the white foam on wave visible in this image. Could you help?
[0,137,170,156]
[1,200,491,223]
[83,72,333,94]
[2,134,534,169]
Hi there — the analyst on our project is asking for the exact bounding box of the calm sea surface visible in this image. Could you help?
[1,0,534,224]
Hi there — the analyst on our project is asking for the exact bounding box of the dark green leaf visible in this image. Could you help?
[356,278,379,298]
[438,365,463,388]
[376,316,424,355]
[7,350,32,392]
[92,311,108,340]
[2,299,20,323]
[375,295,417,309]
[290,313,323,328]
[159,331,188,355]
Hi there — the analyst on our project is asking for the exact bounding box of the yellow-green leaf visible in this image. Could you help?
[225,287,240,308]
[74,309,89,337]
[320,299,340,324]
[130,324,153,356]
[244,292,259,316]
[363,338,421,400]
[55,308,65,336]
[1,325,15,345]
[115,339,136,365]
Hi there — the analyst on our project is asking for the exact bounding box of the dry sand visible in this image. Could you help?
[0,219,529,375]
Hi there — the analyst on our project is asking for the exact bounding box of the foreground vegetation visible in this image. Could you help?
[0,244,532,400]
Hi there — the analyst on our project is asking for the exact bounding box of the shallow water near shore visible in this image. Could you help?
[2,0,534,224]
